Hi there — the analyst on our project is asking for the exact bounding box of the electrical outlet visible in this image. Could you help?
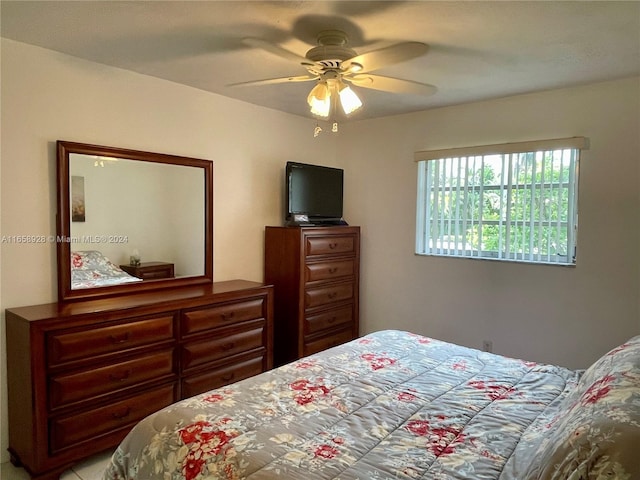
[482,340,493,352]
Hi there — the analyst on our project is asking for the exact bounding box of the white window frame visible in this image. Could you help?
[415,137,588,265]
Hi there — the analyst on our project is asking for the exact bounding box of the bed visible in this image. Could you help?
[103,330,640,480]
[71,250,142,289]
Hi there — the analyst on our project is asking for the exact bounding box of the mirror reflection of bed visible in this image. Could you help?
[70,251,141,289]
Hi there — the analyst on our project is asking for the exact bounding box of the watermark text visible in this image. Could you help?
[1,235,129,244]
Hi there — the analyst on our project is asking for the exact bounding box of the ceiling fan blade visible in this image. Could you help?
[228,75,318,87]
[243,37,310,65]
[343,42,429,73]
[348,74,437,96]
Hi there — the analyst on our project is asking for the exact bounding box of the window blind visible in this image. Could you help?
[415,137,587,265]
[414,137,588,162]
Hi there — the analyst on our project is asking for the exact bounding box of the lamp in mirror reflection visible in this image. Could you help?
[130,248,141,266]
[92,155,119,167]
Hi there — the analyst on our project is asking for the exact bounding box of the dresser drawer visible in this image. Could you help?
[119,262,174,280]
[50,384,175,453]
[136,265,174,280]
[49,349,176,410]
[182,324,265,371]
[305,282,354,309]
[304,305,354,336]
[305,234,356,257]
[305,259,355,283]
[181,354,265,397]
[303,328,355,357]
[182,298,265,336]
[47,315,175,365]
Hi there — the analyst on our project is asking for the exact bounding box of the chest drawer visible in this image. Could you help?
[50,384,175,453]
[47,314,175,366]
[182,298,265,336]
[305,259,355,283]
[305,235,356,257]
[49,349,176,410]
[305,282,354,309]
[182,323,265,370]
[305,305,354,336]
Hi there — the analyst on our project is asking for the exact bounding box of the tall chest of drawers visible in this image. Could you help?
[265,226,359,366]
[5,280,273,480]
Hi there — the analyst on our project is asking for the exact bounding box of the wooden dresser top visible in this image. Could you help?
[6,279,269,322]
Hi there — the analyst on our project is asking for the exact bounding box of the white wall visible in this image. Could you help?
[339,76,640,371]
[0,39,337,464]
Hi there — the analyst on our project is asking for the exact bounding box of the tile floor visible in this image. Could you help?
[1,450,113,480]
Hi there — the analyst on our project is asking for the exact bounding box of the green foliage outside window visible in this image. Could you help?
[423,149,576,262]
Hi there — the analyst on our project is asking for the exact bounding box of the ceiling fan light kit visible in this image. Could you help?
[337,82,362,115]
[237,29,436,135]
[307,77,362,118]
[307,81,331,117]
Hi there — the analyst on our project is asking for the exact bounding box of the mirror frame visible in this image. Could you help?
[56,140,213,302]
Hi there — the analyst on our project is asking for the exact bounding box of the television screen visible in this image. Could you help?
[286,162,344,224]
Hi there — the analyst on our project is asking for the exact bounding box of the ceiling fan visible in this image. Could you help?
[232,30,437,121]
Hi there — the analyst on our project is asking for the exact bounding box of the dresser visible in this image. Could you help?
[265,226,359,366]
[5,280,273,480]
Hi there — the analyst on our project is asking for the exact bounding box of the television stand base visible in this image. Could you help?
[318,219,349,226]
[285,217,349,227]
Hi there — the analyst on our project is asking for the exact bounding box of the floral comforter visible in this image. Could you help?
[103,330,640,480]
[71,250,141,289]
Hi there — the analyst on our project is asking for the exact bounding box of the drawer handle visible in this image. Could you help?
[221,372,235,382]
[111,407,131,420]
[109,332,130,344]
[327,292,338,299]
[221,312,235,321]
[221,342,235,351]
[109,369,132,382]
[327,316,337,324]
[328,267,338,274]
[329,243,338,249]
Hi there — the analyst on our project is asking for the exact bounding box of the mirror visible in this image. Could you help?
[56,141,213,301]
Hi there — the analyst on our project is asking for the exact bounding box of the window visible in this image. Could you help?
[415,137,587,265]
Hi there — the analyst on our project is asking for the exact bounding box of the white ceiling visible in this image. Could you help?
[2,1,639,120]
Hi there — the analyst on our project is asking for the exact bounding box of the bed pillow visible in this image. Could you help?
[523,335,640,480]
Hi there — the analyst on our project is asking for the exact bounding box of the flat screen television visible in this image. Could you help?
[285,161,347,226]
